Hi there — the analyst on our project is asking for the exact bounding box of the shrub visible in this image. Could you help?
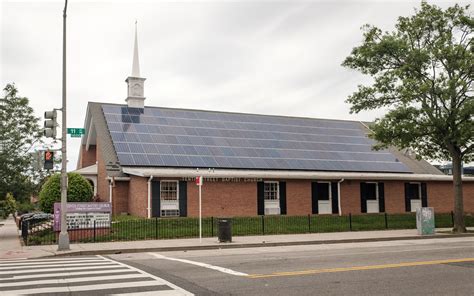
[39,173,93,213]
[0,193,17,219]
[16,202,35,215]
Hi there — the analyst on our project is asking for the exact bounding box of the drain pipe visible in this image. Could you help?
[108,177,115,214]
[337,178,345,216]
[147,176,154,219]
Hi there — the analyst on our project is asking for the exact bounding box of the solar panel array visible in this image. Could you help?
[101,104,411,173]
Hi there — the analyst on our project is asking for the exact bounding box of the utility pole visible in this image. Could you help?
[58,0,69,251]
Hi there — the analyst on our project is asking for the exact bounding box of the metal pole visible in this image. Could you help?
[199,183,202,243]
[58,0,70,251]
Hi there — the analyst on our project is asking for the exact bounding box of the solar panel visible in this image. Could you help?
[102,104,412,173]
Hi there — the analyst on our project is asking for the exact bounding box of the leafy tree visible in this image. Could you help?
[342,2,473,232]
[0,193,17,219]
[0,84,42,202]
[39,173,93,213]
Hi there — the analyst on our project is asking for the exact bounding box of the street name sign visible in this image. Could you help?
[67,128,85,137]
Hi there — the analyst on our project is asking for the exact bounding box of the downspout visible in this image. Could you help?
[147,176,154,219]
[337,178,344,216]
[109,177,115,212]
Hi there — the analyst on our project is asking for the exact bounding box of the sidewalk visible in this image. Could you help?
[2,215,473,259]
[0,215,28,259]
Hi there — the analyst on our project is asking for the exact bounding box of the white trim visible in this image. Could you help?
[121,167,474,182]
[159,180,180,216]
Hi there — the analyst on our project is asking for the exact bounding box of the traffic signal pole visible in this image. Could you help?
[58,0,69,251]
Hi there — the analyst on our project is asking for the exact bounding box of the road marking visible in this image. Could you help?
[0,260,112,270]
[0,258,105,267]
[0,263,119,275]
[247,257,474,279]
[99,255,193,295]
[149,253,249,277]
[111,291,190,295]
[3,280,165,294]
[0,255,193,295]
[0,273,148,287]
[0,268,133,281]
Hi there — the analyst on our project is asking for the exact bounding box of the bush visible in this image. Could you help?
[39,173,93,213]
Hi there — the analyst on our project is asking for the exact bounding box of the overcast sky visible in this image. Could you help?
[1,0,468,170]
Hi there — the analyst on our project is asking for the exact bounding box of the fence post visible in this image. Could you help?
[451,211,454,227]
[155,217,158,239]
[384,213,388,229]
[308,214,311,233]
[211,217,214,237]
[349,213,352,231]
[262,215,265,235]
[93,220,96,243]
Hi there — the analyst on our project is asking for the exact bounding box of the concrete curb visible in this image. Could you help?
[48,232,474,258]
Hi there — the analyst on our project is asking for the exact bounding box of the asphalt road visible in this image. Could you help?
[110,237,474,296]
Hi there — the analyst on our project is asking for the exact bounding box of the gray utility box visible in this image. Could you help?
[218,218,232,243]
[416,207,435,235]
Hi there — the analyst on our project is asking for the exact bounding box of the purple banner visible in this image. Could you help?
[54,202,112,231]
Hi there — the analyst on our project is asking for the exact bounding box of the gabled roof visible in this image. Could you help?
[77,102,441,175]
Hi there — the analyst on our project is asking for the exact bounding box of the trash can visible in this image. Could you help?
[218,218,232,243]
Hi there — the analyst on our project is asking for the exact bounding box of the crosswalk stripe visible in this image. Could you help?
[111,291,189,296]
[0,259,105,267]
[0,268,135,281]
[0,261,113,270]
[1,280,167,295]
[0,255,193,295]
[0,257,98,264]
[0,273,149,288]
[0,263,122,275]
[98,255,193,295]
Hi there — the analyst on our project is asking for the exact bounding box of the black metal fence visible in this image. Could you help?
[20,212,474,246]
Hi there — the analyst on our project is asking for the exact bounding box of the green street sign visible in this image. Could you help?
[70,134,82,138]
[67,128,85,135]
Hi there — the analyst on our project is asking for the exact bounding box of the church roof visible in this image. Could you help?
[80,102,444,175]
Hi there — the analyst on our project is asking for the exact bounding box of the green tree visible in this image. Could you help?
[0,84,43,202]
[342,2,473,232]
[0,193,17,219]
[39,173,93,213]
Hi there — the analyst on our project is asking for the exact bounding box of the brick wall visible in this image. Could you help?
[428,181,474,214]
[112,181,129,215]
[78,144,96,169]
[286,180,312,215]
[187,181,257,217]
[124,178,474,217]
[128,176,148,218]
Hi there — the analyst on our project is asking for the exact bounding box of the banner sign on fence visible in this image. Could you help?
[53,202,112,231]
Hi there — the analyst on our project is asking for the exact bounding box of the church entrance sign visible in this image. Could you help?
[53,202,111,231]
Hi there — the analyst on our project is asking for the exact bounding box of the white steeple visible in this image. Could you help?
[131,21,140,77]
[125,21,146,108]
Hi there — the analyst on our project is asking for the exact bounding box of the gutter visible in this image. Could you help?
[121,167,474,182]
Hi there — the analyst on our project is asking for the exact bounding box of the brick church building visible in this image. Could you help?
[75,28,474,219]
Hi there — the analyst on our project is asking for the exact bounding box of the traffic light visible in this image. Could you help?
[44,151,54,170]
[44,110,57,138]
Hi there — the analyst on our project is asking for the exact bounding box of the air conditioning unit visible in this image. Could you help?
[265,208,280,215]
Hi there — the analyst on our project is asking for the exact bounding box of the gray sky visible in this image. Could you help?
[1,0,467,171]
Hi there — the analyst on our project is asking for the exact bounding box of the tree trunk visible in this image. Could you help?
[451,150,466,233]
